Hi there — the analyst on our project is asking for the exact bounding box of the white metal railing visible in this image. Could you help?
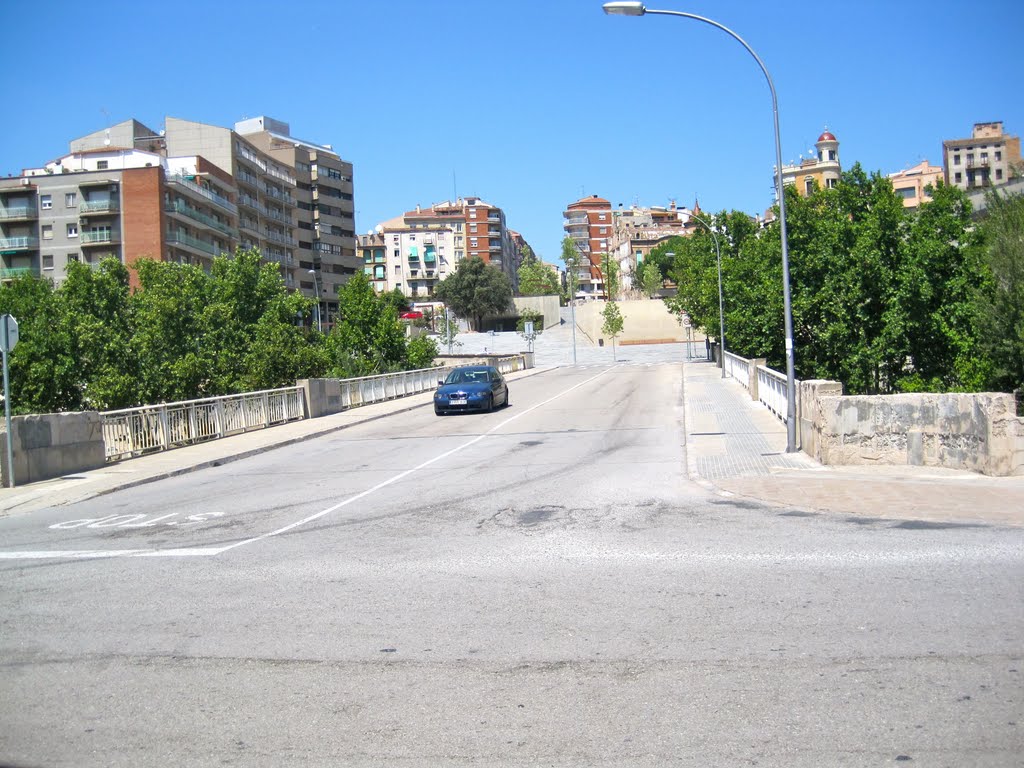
[101,386,305,461]
[723,351,749,387]
[335,356,529,409]
[757,365,791,421]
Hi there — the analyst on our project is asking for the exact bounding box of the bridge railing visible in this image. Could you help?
[723,351,749,389]
[757,365,791,421]
[101,386,306,461]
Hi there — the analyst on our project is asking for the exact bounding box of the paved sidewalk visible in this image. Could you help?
[682,359,1024,527]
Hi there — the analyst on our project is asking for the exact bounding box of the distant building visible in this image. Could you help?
[608,200,692,297]
[887,160,944,209]
[562,195,613,299]
[366,197,528,299]
[778,130,842,197]
[942,121,1021,192]
[0,116,356,328]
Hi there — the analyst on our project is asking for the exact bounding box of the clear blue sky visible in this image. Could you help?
[3,0,1022,266]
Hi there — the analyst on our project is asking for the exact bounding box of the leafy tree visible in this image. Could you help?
[434,256,512,331]
[517,257,560,296]
[380,287,410,316]
[406,334,439,370]
[561,236,581,304]
[600,251,620,300]
[973,190,1024,394]
[638,259,664,297]
[329,271,407,377]
[516,308,544,334]
[601,300,625,361]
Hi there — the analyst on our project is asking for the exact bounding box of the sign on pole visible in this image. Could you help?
[1,314,16,488]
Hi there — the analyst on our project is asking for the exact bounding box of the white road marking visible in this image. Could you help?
[1,369,613,561]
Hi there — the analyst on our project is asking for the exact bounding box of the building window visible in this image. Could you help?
[67,223,78,238]
[805,180,814,195]
[42,224,53,240]
[394,265,401,274]
[469,224,477,232]
[826,178,837,189]
[65,192,77,207]
[828,150,836,161]
[995,150,1002,161]
[953,154,961,165]
[67,253,79,263]
[997,169,1003,181]
[40,194,52,209]
[42,254,54,269]
[97,161,108,170]
[954,172,962,183]
[598,213,607,221]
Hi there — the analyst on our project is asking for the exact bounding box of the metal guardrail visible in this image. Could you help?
[100,355,530,462]
[101,386,305,461]
[723,351,749,387]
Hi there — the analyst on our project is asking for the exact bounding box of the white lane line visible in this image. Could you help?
[215,366,613,554]
[0,368,613,561]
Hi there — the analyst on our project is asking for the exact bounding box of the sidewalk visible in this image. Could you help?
[682,359,1024,527]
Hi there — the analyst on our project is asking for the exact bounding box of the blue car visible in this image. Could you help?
[434,365,510,415]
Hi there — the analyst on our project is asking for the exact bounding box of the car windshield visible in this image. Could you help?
[444,368,490,385]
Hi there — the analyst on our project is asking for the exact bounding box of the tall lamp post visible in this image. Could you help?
[686,212,727,378]
[602,1,798,453]
[307,269,322,334]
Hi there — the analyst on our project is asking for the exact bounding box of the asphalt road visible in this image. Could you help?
[1,364,1021,767]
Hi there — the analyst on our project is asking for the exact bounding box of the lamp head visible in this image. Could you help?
[603,1,646,15]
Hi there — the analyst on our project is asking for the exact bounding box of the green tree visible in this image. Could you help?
[638,259,664,297]
[405,334,439,370]
[600,251,620,300]
[517,257,560,296]
[329,271,407,377]
[601,300,625,361]
[434,256,512,331]
[974,190,1024,394]
[561,236,581,304]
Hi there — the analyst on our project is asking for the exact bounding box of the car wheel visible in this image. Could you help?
[485,395,494,413]
[504,389,510,408]
[434,406,444,416]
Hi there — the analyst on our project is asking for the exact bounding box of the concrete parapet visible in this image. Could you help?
[0,412,106,485]
[801,387,1023,477]
[513,296,561,330]
[748,359,766,402]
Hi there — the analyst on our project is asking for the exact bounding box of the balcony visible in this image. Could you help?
[266,166,296,186]
[165,199,237,238]
[966,157,991,169]
[236,170,259,188]
[166,231,216,256]
[0,236,40,251]
[80,199,120,215]
[263,186,295,206]
[81,229,121,245]
[263,229,296,246]
[167,175,238,214]
[0,205,38,221]
[0,267,38,280]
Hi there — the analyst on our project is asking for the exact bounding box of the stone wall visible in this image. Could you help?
[513,296,561,330]
[574,299,690,345]
[798,381,1024,476]
[0,412,106,486]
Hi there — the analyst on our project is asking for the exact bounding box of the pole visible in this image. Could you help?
[687,212,727,378]
[2,315,13,488]
[606,5,798,452]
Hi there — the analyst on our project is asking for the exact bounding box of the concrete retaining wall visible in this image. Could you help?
[513,296,561,330]
[0,412,106,485]
[575,299,690,345]
[798,381,1024,476]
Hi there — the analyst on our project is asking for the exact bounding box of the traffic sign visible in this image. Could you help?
[0,314,17,354]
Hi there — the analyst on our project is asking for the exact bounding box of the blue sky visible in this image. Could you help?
[3,0,1022,266]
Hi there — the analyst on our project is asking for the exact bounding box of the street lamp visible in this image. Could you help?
[307,269,322,333]
[602,1,798,452]
[686,212,727,379]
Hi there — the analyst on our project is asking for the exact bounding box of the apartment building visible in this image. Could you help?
[235,117,359,326]
[562,195,613,299]
[1,134,238,289]
[942,121,1020,192]
[887,160,943,210]
[779,130,842,197]
[606,201,691,297]
[367,197,526,299]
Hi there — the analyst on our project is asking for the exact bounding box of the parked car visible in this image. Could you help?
[434,365,510,415]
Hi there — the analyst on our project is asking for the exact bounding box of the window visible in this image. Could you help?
[67,223,78,238]
[40,194,52,209]
[828,150,836,161]
[953,154,961,165]
[805,180,814,195]
[42,224,53,240]
[997,169,1003,180]
[955,172,962,183]
[826,178,837,189]
[65,192,77,207]
[394,265,401,274]
[42,254,54,269]
[97,160,108,170]
[995,150,1002,161]
[67,253,79,263]
[896,187,916,199]
[469,224,477,232]
[598,213,607,221]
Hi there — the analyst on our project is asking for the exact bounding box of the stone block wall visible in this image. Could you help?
[0,412,106,485]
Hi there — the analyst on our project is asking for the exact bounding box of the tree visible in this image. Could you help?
[600,251,620,300]
[434,256,512,331]
[561,236,581,305]
[601,300,625,361]
[517,257,560,296]
[974,191,1024,394]
[329,271,407,377]
[638,259,664,297]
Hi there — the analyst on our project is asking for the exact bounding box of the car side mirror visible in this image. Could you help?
[437,379,445,386]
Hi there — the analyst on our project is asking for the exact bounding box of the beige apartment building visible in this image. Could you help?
[887,160,943,209]
[364,197,526,299]
[942,121,1020,192]
[779,130,842,197]
[1,134,238,290]
[607,201,691,297]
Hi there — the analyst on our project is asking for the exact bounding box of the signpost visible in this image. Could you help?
[1,314,18,488]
